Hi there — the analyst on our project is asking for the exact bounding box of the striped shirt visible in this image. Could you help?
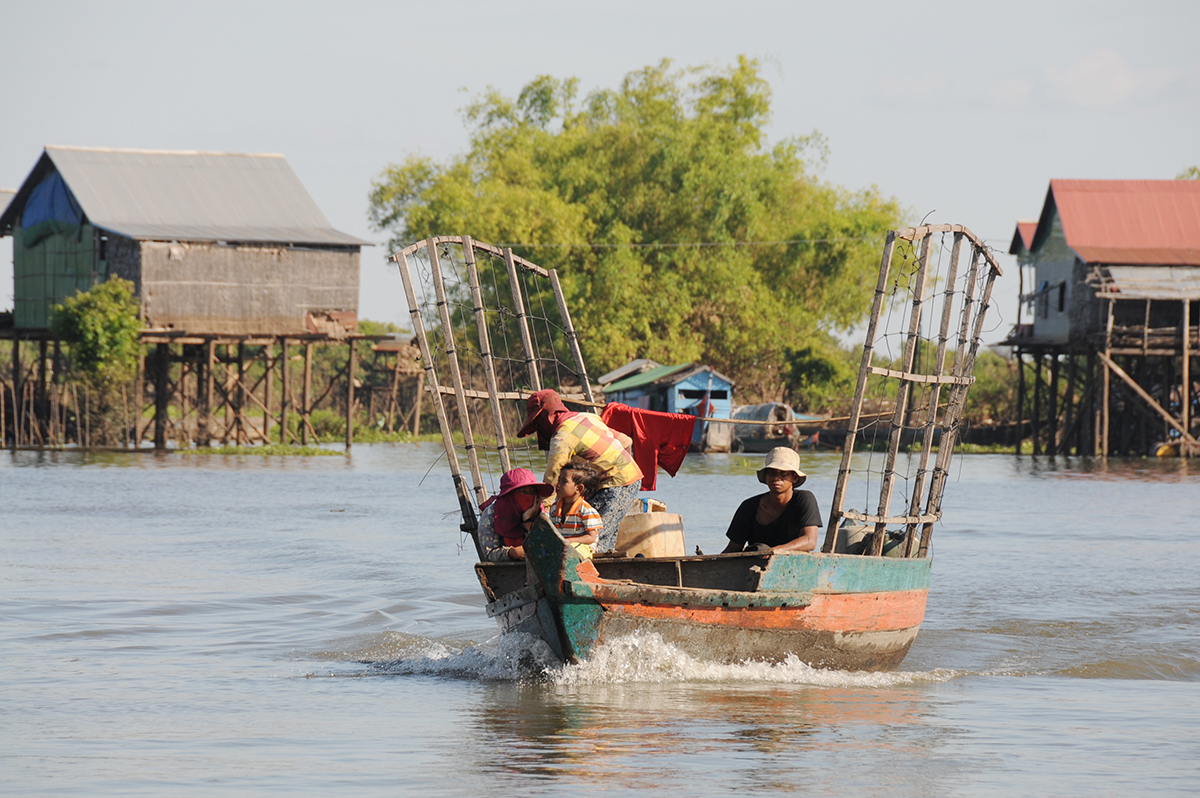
[550,495,603,540]
[544,413,644,490]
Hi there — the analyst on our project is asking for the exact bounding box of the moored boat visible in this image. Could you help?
[391,226,1001,670]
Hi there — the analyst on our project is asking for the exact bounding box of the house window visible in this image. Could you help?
[1057,281,1066,313]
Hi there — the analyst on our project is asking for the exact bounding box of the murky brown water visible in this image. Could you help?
[2,447,1198,796]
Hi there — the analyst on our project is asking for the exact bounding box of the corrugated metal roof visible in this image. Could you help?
[0,146,368,246]
[1095,265,1200,300]
[1008,220,1038,255]
[1040,179,1200,265]
[604,363,693,393]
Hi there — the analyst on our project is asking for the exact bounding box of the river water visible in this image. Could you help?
[2,446,1198,796]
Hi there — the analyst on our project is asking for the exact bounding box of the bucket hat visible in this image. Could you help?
[480,468,554,509]
[757,446,807,486]
[517,389,567,437]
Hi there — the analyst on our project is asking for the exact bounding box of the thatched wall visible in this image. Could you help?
[140,241,360,335]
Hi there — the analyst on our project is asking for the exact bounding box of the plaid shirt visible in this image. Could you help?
[545,413,643,490]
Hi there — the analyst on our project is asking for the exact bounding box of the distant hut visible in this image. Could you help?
[602,361,734,452]
[0,146,367,333]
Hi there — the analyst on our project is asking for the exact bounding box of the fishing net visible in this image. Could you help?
[825,226,1002,557]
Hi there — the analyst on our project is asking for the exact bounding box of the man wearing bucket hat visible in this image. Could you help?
[722,447,822,554]
[517,389,643,552]
[477,468,555,562]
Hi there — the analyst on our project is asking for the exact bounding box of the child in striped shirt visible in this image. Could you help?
[550,458,604,560]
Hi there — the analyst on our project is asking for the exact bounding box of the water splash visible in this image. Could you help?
[341,629,959,686]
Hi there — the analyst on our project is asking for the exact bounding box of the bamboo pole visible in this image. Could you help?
[823,231,897,553]
[919,252,1000,556]
[463,235,512,472]
[505,247,542,391]
[412,372,424,437]
[904,233,967,555]
[394,250,481,555]
[427,241,487,505]
[549,268,595,403]
[871,232,934,556]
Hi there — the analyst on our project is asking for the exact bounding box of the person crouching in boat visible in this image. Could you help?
[517,389,644,553]
[478,468,555,562]
[549,458,604,560]
[722,447,821,554]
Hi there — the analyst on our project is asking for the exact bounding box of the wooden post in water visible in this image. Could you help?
[302,343,313,445]
[11,335,22,448]
[1031,353,1042,456]
[1049,352,1060,456]
[1183,300,1191,440]
[1015,348,1026,455]
[153,343,170,449]
[346,338,356,450]
[280,338,291,444]
[263,343,273,443]
[36,339,48,442]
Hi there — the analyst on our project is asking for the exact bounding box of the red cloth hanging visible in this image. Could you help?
[600,403,697,490]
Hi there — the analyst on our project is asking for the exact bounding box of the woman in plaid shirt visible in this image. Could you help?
[518,390,643,552]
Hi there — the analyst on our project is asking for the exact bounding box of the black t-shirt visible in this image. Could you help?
[725,490,823,549]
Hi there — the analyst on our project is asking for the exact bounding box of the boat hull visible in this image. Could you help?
[480,517,930,671]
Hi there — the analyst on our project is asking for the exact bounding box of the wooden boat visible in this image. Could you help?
[391,227,1001,670]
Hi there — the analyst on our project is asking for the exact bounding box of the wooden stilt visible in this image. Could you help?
[1015,347,1026,454]
[134,350,145,448]
[346,338,356,450]
[1049,352,1060,456]
[154,343,169,449]
[1183,300,1191,440]
[12,335,21,449]
[263,343,273,443]
[412,372,424,437]
[302,343,313,446]
[36,339,48,441]
[1032,352,1042,457]
[280,338,291,444]
[386,353,401,434]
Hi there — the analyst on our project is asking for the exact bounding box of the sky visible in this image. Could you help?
[2,0,1197,346]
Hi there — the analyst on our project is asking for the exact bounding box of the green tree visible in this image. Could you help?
[369,57,906,401]
[50,276,141,383]
[1177,166,1200,180]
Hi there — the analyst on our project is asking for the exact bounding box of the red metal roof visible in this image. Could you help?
[1039,179,1200,265]
[1008,220,1038,255]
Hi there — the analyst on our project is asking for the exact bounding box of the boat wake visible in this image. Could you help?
[333,629,959,687]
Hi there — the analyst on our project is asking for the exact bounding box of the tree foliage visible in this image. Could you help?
[1177,166,1200,180]
[369,57,906,401]
[50,276,142,383]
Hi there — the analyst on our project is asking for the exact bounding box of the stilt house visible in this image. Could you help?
[0,146,367,333]
[1007,179,1200,456]
[601,361,735,452]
